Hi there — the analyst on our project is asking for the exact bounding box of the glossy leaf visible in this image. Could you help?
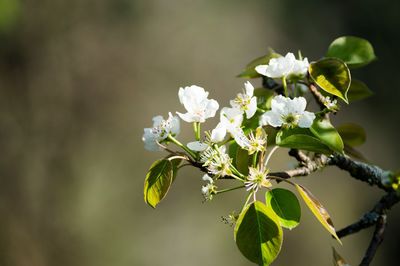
[326,36,376,68]
[235,201,283,266]
[237,50,281,78]
[332,248,351,266]
[276,127,332,154]
[310,118,344,153]
[144,158,179,208]
[295,184,341,244]
[266,188,301,229]
[309,58,351,103]
[337,123,366,147]
[347,79,373,102]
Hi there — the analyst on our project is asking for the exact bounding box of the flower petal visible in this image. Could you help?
[187,141,209,152]
[245,97,257,119]
[259,111,283,127]
[211,123,227,142]
[298,111,316,128]
[244,81,254,97]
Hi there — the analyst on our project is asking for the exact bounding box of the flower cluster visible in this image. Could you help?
[143,52,317,197]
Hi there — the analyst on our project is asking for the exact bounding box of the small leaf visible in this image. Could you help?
[254,88,275,110]
[347,79,373,102]
[266,188,301,229]
[276,127,332,154]
[295,184,341,244]
[337,123,366,147]
[236,147,250,175]
[309,58,351,103]
[310,118,344,153]
[332,247,351,266]
[237,50,281,78]
[144,159,179,208]
[326,36,376,68]
[234,201,283,266]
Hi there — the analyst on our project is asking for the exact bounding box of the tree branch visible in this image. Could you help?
[359,214,387,266]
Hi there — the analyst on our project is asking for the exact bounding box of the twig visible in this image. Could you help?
[359,214,387,266]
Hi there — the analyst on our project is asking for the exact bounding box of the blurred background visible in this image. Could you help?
[0,0,399,265]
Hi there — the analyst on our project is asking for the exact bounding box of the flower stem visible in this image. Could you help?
[264,146,279,168]
[252,152,258,168]
[216,185,245,195]
[282,76,288,97]
[193,122,201,141]
[167,135,197,159]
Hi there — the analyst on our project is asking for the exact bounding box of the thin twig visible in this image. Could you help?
[359,214,387,266]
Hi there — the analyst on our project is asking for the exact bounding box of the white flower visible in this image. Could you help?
[200,145,232,177]
[210,107,248,147]
[245,167,271,192]
[323,96,338,111]
[259,95,315,128]
[176,85,219,123]
[201,174,216,201]
[230,81,258,119]
[142,113,180,151]
[255,52,309,79]
[246,127,267,155]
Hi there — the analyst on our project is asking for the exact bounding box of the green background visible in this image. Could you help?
[0,0,399,265]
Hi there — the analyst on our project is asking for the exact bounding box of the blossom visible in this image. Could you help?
[142,113,180,151]
[230,81,257,119]
[176,85,219,123]
[245,167,272,192]
[323,96,338,111]
[255,52,309,79]
[201,174,216,201]
[210,107,248,147]
[200,145,232,177]
[259,95,315,128]
[246,127,267,155]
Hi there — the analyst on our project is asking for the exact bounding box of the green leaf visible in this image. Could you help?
[332,247,351,266]
[337,123,366,147]
[144,158,179,208]
[276,127,332,154]
[236,147,250,175]
[234,201,283,266]
[254,88,275,109]
[326,36,376,68]
[295,184,341,244]
[309,58,351,103]
[266,188,301,230]
[347,79,373,102]
[310,118,344,153]
[237,50,281,78]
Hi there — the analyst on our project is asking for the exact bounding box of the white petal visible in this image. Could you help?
[288,97,307,114]
[204,99,219,119]
[176,111,200,123]
[202,174,213,183]
[152,115,164,127]
[270,95,288,116]
[220,107,243,128]
[169,114,180,135]
[230,127,250,149]
[298,111,316,128]
[255,65,268,76]
[259,111,283,127]
[211,123,227,142]
[244,81,254,97]
[142,128,161,152]
[187,141,208,151]
[245,97,258,119]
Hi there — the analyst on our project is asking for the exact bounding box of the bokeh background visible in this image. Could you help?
[0,0,399,265]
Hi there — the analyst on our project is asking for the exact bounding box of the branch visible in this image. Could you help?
[359,214,387,266]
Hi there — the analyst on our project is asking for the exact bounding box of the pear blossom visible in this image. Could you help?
[245,167,272,192]
[323,96,338,111]
[230,81,257,119]
[176,85,219,123]
[201,174,216,201]
[142,113,180,151]
[210,107,248,147]
[259,95,315,128]
[246,127,267,155]
[187,141,209,152]
[200,145,232,177]
[255,52,309,79]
